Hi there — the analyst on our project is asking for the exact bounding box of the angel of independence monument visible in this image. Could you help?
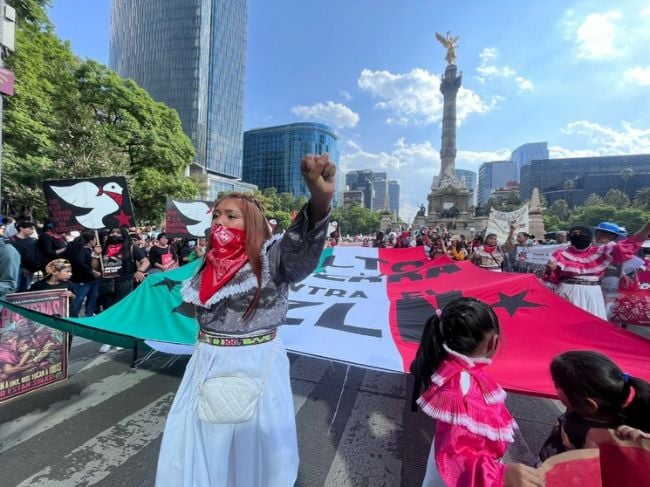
[415,32,486,234]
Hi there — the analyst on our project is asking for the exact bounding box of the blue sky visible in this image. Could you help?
[49,0,650,220]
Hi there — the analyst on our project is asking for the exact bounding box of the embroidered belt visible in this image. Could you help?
[561,278,600,286]
[198,329,277,347]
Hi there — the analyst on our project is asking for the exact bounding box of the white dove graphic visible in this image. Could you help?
[50,181,124,229]
[172,200,213,237]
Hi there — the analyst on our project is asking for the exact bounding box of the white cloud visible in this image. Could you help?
[357,68,492,126]
[561,120,650,153]
[339,90,352,101]
[573,10,623,59]
[514,77,533,92]
[340,138,510,221]
[623,66,650,86]
[475,48,533,93]
[290,101,359,129]
[340,141,405,173]
[641,6,650,16]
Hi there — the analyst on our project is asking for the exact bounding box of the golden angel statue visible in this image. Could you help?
[435,31,460,65]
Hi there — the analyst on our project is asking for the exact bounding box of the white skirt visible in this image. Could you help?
[156,338,298,487]
[556,282,607,320]
[422,441,445,487]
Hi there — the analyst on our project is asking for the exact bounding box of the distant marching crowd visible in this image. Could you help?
[328,219,650,325]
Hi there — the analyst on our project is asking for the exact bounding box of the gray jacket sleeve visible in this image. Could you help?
[268,203,330,285]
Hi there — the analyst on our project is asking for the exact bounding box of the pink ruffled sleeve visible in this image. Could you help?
[434,421,507,487]
[610,236,644,265]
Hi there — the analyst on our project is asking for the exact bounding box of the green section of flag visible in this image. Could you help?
[313,246,334,274]
[2,261,201,347]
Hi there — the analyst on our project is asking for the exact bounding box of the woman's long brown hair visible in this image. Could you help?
[202,193,272,320]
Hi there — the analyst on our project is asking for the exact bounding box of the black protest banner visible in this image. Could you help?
[42,176,136,232]
[164,199,213,238]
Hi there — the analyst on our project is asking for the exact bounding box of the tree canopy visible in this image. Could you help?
[2,2,200,223]
[542,189,650,234]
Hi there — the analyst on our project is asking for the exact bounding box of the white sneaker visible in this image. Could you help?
[115,347,124,351]
[98,344,112,353]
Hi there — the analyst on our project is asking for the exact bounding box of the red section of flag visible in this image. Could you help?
[600,443,650,487]
[379,250,650,398]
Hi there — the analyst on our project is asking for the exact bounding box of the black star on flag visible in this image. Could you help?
[153,278,183,292]
[492,290,543,316]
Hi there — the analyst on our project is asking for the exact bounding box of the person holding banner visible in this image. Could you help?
[544,222,650,319]
[156,154,334,487]
[471,224,516,271]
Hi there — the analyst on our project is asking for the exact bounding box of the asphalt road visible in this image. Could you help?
[0,335,578,487]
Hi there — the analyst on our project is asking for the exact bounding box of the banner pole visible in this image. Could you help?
[95,229,105,274]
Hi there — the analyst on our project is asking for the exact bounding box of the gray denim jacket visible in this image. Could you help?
[181,204,329,335]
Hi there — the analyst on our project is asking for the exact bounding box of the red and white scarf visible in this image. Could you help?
[199,225,248,304]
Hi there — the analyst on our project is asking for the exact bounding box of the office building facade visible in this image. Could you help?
[477,160,516,206]
[345,170,375,210]
[455,168,478,207]
[109,0,247,194]
[520,154,650,206]
[511,142,548,181]
[372,172,388,210]
[388,180,400,218]
[242,122,340,204]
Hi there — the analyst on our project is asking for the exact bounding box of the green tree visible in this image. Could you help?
[603,189,630,208]
[547,199,570,221]
[331,204,381,235]
[2,16,79,215]
[620,167,634,196]
[2,14,201,223]
[612,207,650,234]
[12,0,51,25]
[485,197,501,211]
[246,189,310,231]
[543,213,565,233]
[569,205,619,228]
[633,187,650,210]
[583,193,604,207]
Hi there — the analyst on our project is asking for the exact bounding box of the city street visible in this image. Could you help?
[0,336,570,486]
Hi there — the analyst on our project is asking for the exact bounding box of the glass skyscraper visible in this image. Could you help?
[242,122,341,205]
[511,142,549,182]
[109,0,247,188]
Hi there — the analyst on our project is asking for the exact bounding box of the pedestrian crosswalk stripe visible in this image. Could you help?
[17,393,174,487]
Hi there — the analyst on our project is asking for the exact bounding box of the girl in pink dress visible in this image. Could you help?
[411,298,544,487]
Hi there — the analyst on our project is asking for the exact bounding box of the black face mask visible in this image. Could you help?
[107,235,123,244]
[569,235,591,249]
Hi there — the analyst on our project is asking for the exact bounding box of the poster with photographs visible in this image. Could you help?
[0,290,69,403]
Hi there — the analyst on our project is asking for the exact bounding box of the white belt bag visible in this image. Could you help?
[195,339,277,424]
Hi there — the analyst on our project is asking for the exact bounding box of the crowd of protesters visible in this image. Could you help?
[0,216,209,351]
[1,197,649,486]
[328,219,650,325]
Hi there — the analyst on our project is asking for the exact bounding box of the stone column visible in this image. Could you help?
[438,64,462,184]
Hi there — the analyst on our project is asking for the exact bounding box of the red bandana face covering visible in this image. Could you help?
[199,225,248,304]
[483,245,497,254]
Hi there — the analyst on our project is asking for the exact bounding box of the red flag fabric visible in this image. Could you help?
[377,250,650,398]
[538,450,601,486]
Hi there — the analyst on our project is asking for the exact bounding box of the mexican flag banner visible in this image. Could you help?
[2,246,650,398]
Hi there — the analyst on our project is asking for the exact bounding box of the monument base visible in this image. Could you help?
[427,185,470,218]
